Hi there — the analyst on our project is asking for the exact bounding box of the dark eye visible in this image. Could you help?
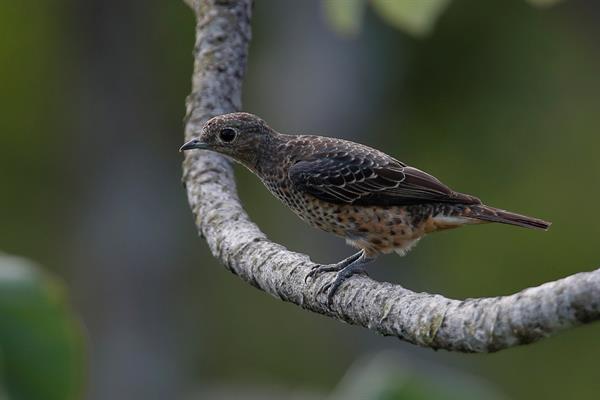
[219,128,237,143]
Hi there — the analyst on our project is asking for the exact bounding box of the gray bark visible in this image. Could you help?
[182,0,600,352]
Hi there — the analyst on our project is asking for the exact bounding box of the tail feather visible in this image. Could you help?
[469,205,551,231]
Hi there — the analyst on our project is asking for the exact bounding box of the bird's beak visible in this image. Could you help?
[179,138,209,152]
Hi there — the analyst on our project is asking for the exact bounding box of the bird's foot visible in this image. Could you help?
[320,261,370,306]
[304,250,375,307]
[305,263,347,283]
[304,250,364,284]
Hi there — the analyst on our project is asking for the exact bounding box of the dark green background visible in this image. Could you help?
[1,0,599,399]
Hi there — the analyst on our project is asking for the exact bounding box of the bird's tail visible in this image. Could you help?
[467,205,551,231]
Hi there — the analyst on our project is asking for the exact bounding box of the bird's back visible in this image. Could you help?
[268,134,481,207]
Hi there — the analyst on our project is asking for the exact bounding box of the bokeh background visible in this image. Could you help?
[1,0,600,399]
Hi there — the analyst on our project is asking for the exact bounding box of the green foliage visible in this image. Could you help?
[371,0,451,37]
[322,0,565,37]
[322,0,366,37]
[0,255,84,400]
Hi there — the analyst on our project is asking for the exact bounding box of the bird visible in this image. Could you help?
[181,112,551,305]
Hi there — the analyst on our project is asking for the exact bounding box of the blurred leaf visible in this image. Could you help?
[371,0,452,37]
[322,0,367,37]
[0,254,85,400]
[526,0,564,7]
[330,352,506,400]
[324,0,564,38]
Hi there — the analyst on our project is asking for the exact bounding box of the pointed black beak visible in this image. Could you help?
[179,138,208,152]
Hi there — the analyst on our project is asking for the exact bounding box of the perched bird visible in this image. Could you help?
[181,113,550,304]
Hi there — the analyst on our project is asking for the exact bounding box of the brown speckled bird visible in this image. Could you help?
[181,112,551,304]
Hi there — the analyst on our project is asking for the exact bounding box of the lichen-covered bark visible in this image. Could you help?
[182,0,600,352]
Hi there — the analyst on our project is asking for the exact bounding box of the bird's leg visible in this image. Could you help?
[304,250,365,283]
[321,252,376,306]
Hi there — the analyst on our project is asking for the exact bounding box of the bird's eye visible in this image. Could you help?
[219,128,237,143]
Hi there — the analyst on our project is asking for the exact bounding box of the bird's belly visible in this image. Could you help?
[264,183,469,256]
[281,191,428,256]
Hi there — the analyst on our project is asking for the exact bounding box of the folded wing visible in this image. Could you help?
[289,151,480,206]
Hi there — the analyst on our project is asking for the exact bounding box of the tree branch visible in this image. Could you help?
[182,0,600,352]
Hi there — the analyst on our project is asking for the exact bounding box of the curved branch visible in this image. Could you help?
[182,0,600,352]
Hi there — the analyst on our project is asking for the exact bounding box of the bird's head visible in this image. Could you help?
[180,112,275,169]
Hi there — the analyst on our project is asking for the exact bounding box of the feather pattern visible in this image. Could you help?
[287,137,480,206]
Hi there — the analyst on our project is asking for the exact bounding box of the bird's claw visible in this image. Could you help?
[304,264,341,283]
[319,270,366,307]
[305,264,350,307]
[304,251,373,307]
[304,266,319,283]
[307,267,369,307]
[320,281,337,306]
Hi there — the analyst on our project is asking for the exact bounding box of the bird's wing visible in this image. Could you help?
[288,150,480,206]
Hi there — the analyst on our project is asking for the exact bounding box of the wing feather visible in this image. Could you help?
[288,148,480,206]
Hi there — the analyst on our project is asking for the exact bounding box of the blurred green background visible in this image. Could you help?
[1,0,599,399]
